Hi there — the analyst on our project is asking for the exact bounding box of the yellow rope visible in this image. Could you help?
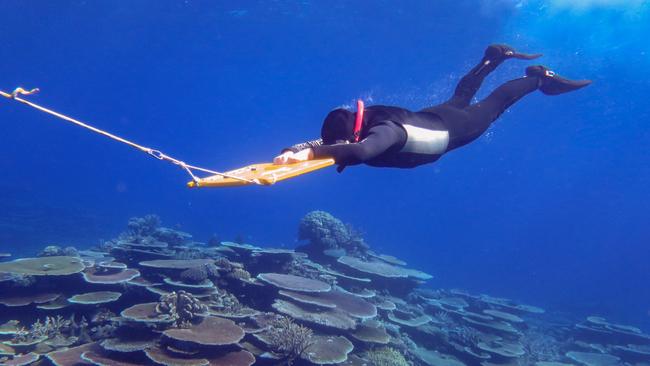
[0,87,257,185]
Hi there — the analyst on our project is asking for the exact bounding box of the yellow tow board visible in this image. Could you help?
[187,158,335,188]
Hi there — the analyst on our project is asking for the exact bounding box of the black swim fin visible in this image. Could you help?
[485,44,542,62]
[526,65,592,95]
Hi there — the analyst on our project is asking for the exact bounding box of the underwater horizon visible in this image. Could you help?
[1,1,649,365]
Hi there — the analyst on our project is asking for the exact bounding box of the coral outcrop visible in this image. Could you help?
[298,211,368,259]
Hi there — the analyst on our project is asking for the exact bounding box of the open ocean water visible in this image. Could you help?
[0,1,649,365]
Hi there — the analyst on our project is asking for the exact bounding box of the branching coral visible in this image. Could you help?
[155,291,207,328]
[11,315,73,345]
[265,316,313,365]
[433,311,452,324]
[520,329,563,363]
[365,347,410,366]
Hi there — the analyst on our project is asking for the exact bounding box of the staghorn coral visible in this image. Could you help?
[155,291,207,328]
[520,329,563,363]
[266,316,313,365]
[365,347,410,366]
[11,315,73,345]
[433,311,452,324]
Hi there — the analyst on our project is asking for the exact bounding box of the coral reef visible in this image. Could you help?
[0,213,648,366]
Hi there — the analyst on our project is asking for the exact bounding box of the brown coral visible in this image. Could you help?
[265,316,313,365]
[155,291,208,328]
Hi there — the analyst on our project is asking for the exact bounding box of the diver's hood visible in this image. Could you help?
[321,108,356,144]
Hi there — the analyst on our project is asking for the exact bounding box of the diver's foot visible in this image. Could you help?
[485,44,542,61]
[526,65,592,95]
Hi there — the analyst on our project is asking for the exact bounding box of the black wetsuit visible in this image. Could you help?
[286,54,540,169]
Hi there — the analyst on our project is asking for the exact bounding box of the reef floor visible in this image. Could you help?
[0,212,648,366]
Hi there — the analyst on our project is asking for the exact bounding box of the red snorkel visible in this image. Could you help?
[352,99,364,142]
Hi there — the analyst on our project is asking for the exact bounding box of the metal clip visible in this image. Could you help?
[147,149,165,160]
[11,87,40,98]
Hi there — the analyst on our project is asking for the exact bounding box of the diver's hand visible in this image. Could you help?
[290,148,314,163]
[273,151,295,165]
[273,149,314,165]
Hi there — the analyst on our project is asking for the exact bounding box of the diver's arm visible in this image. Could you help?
[274,139,323,164]
[312,123,404,165]
[283,139,323,153]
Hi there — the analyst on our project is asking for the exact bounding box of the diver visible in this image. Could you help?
[273,44,591,171]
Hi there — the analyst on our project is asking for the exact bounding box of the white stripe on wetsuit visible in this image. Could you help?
[400,123,449,155]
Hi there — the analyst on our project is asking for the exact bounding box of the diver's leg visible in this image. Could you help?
[447,67,591,150]
[526,65,592,95]
[422,44,541,112]
[467,76,539,124]
[446,76,539,150]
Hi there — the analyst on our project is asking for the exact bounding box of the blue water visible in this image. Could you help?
[1,0,648,330]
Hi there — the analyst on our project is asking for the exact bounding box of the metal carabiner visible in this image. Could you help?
[147,149,165,160]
